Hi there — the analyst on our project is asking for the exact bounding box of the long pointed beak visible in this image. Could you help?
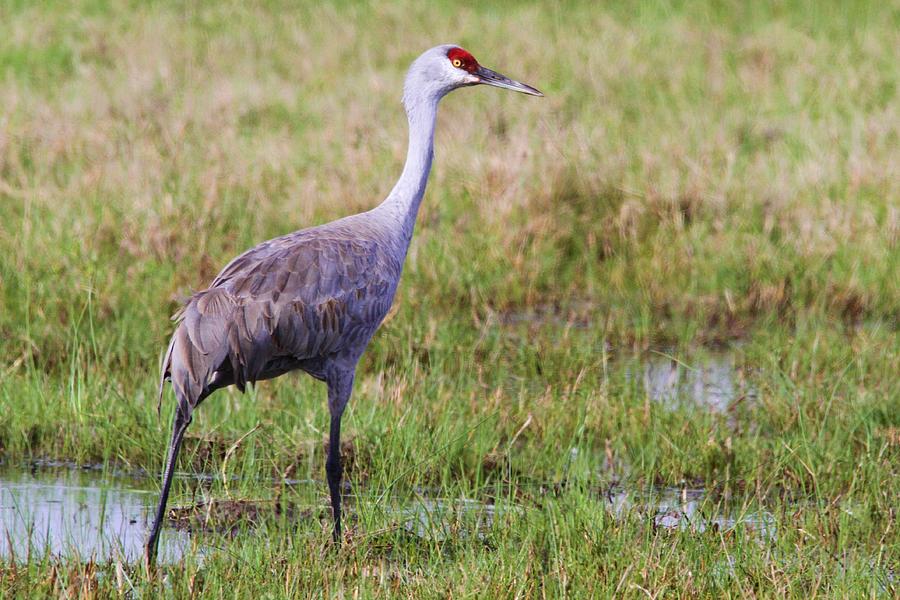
[475,65,543,97]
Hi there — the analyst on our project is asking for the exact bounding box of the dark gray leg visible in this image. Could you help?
[326,414,343,543]
[325,370,354,544]
[144,406,191,568]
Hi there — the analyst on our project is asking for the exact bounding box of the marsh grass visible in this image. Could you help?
[0,0,897,596]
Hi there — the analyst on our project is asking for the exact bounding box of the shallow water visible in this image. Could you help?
[0,465,192,564]
[2,462,780,564]
[395,497,504,540]
[607,486,776,542]
[3,465,889,592]
[393,485,777,544]
[0,347,762,566]
[639,349,756,414]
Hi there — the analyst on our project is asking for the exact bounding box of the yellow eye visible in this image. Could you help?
[452,58,462,68]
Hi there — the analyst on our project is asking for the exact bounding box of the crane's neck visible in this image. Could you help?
[375,94,439,247]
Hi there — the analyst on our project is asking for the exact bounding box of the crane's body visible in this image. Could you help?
[145,44,541,567]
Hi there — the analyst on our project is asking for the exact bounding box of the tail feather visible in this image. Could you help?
[158,289,240,415]
[156,334,177,417]
[158,288,279,412]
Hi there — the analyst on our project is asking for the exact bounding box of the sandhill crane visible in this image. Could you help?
[145,44,542,566]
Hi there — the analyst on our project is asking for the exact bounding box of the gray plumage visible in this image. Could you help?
[145,44,542,567]
[160,217,400,405]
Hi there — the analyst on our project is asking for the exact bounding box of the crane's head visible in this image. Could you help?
[403,44,542,110]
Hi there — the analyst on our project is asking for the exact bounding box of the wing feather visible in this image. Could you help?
[160,225,399,411]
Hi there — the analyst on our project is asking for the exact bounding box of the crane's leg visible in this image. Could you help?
[144,404,192,569]
[325,369,354,544]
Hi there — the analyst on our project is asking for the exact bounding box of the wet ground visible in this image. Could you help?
[6,463,892,592]
[639,349,756,415]
[0,349,763,564]
[0,465,192,564]
[0,462,780,564]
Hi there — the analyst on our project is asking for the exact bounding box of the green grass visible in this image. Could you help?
[0,0,898,596]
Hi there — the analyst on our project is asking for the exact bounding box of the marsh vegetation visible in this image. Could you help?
[0,0,897,596]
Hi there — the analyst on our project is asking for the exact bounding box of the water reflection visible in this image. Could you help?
[391,486,776,546]
[394,498,501,540]
[0,466,191,563]
[641,350,756,414]
[607,486,776,542]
